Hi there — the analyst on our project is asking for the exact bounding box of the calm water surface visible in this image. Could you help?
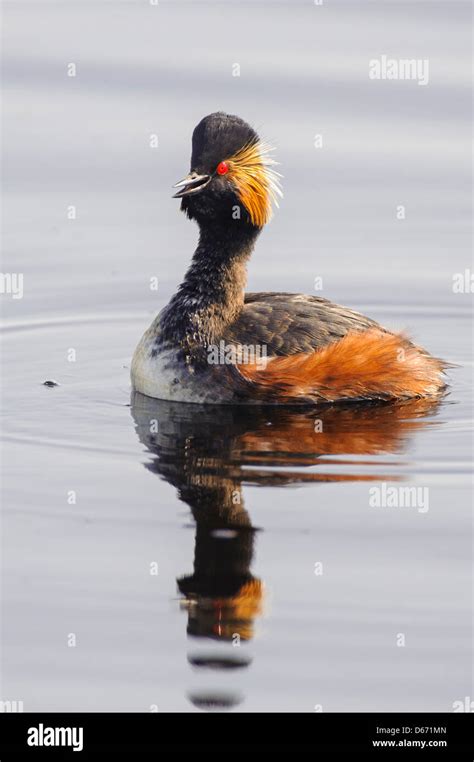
[1,0,472,712]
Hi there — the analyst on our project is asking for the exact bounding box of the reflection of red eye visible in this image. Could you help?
[216,161,229,175]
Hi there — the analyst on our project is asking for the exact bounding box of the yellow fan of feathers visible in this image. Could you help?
[226,139,283,227]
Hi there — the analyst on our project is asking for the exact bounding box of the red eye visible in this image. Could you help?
[216,161,229,175]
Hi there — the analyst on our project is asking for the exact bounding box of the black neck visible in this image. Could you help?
[160,222,260,351]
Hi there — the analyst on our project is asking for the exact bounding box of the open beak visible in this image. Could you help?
[172,172,211,198]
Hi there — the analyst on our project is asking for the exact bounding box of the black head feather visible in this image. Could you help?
[180,112,259,227]
[189,112,259,175]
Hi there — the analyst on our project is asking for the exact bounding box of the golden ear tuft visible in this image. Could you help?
[226,140,283,227]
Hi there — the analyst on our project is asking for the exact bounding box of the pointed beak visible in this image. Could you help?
[172,172,211,198]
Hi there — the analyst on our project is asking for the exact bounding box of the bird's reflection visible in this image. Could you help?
[130,394,442,708]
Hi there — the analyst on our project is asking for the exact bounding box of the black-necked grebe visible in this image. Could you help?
[131,112,446,404]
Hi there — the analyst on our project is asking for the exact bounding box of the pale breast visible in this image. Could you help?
[131,319,232,403]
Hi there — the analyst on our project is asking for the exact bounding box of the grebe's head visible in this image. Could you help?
[173,112,282,229]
